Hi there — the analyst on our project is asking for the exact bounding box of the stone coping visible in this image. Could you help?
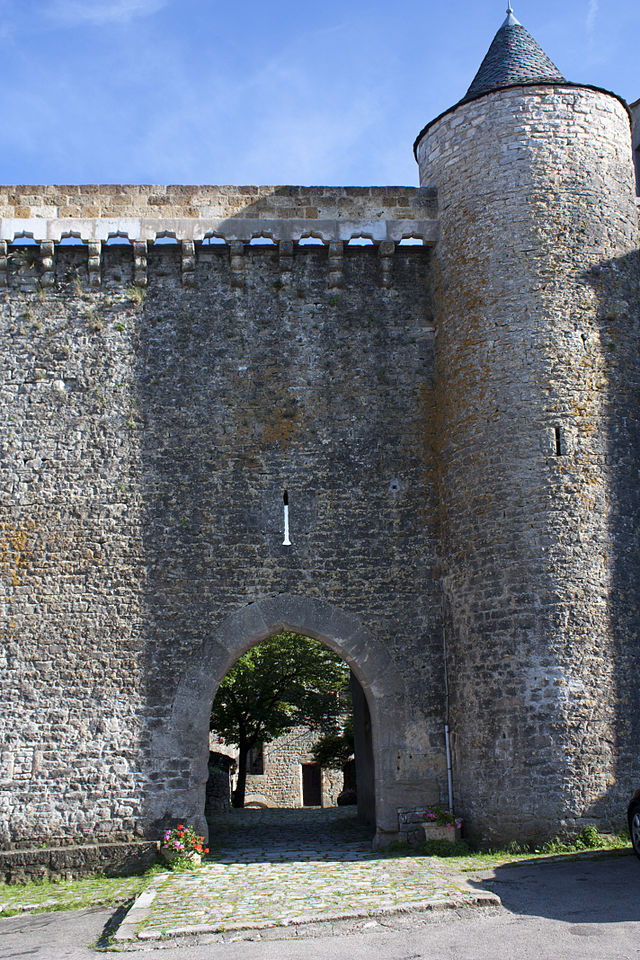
[0,185,438,222]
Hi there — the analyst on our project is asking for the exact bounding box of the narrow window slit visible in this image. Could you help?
[554,426,563,457]
[282,490,291,546]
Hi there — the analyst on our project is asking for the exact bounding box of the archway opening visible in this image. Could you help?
[165,595,409,847]
[205,631,375,832]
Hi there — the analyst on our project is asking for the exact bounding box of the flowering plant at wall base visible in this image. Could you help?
[421,806,462,829]
[160,824,209,864]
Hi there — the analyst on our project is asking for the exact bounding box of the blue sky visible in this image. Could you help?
[0,0,638,186]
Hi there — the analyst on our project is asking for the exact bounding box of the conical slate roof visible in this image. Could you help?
[462,6,565,103]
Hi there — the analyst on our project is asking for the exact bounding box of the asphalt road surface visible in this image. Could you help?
[1,854,638,959]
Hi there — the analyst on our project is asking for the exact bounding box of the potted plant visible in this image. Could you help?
[160,824,209,865]
[421,805,462,842]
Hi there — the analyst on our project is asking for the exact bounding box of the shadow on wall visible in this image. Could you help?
[588,249,640,827]
[630,99,640,196]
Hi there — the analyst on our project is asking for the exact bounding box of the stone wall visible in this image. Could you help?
[0,235,446,846]
[397,808,428,846]
[0,841,158,883]
[3,82,639,850]
[416,84,640,842]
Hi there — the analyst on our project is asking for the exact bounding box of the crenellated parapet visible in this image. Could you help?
[0,185,438,289]
[0,187,439,290]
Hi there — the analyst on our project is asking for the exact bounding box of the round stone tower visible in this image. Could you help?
[416,6,640,842]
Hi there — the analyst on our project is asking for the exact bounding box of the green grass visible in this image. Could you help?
[433,826,632,873]
[0,868,161,918]
[0,856,212,919]
[377,825,631,871]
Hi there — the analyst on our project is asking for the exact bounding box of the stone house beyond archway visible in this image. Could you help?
[152,594,410,843]
[210,724,348,811]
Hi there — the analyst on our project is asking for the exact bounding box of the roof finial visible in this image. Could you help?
[503,2,520,26]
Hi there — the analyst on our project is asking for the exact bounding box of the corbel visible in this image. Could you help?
[39,241,55,288]
[133,240,148,288]
[87,241,102,288]
[278,240,293,280]
[328,240,343,289]
[378,240,395,289]
[181,240,196,288]
[230,241,244,289]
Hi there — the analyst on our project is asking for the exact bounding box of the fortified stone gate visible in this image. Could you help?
[1,8,639,848]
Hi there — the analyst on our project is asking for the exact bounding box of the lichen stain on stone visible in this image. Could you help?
[0,519,38,585]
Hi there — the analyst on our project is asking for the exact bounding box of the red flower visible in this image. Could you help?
[204,848,209,854]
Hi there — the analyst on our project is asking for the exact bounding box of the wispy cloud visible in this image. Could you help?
[0,0,16,38]
[46,0,168,26]
[586,0,598,35]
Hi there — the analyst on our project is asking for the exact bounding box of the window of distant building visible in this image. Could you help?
[246,745,264,775]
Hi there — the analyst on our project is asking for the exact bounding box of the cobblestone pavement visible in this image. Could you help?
[115,809,499,946]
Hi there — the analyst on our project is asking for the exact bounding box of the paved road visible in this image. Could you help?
[1,853,638,958]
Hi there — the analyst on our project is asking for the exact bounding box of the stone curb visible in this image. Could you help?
[113,869,501,947]
[113,875,166,943]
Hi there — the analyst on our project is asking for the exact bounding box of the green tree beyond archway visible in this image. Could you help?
[209,632,351,807]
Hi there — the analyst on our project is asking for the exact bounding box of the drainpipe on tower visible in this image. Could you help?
[441,584,454,814]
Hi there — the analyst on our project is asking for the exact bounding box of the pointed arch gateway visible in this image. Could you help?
[157,594,408,843]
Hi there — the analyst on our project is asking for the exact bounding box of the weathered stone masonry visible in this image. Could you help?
[0,187,445,846]
[1,12,640,848]
[416,82,640,839]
